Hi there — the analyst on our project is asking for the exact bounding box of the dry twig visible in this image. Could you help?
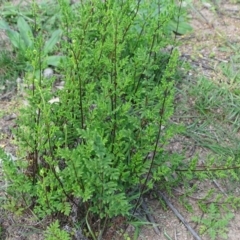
[141,199,161,235]
[157,190,202,240]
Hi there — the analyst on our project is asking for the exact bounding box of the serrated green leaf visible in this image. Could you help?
[17,16,33,48]
[44,29,62,54]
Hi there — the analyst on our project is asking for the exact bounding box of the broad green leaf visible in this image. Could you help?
[46,55,66,67]
[167,20,192,35]
[6,29,24,49]
[1,9,18,18]
[175,21,193,35]
[44,29,62,54]
[17,16,33,48]
[44,15,57,31]
[0,19,10,30]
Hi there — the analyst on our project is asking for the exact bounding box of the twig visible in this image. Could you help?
[175,229,178,240]
[141,199,161,235]
[191,60,214,71]
[157,190,202,240]
[190,5,213,28]
[202,160,228,197]
[213,179,227,196]
[173,188,227,205]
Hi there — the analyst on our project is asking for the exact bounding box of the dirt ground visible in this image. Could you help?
[138,1,240,240]
[1,0,240,239]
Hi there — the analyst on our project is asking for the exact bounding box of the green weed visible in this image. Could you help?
[0,0,187,238]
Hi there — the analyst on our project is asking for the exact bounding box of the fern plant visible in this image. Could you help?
[44,220,71,240]
[192,203,234,240]
[1,0,184,238]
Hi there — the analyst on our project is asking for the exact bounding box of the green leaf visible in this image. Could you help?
[0,19,10,30]
[46,55,66,67]
[17,16,33,49]
[167,20,192,35]
[5,29,23,49]
[44,29,62,54]
[175,21,193,35]
[44,220,71,240]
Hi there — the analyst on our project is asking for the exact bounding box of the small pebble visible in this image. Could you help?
[16,77,22,84]
[43,68,54,78]
[202,2,211,9]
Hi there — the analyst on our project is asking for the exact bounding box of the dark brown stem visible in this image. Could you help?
[132,87,170,217]
[176,165,240,172]
[46,124,78,207]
